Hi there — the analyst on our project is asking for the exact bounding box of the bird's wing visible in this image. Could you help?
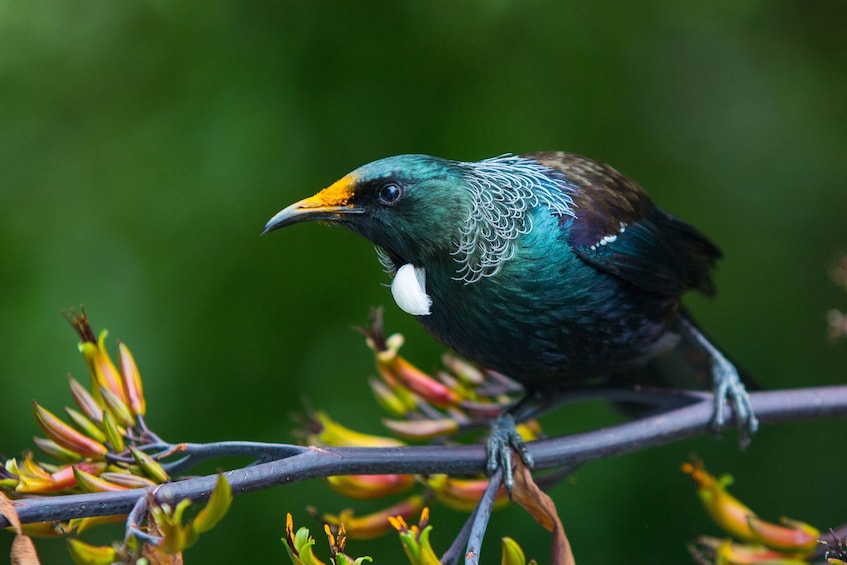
[527,152,722,297]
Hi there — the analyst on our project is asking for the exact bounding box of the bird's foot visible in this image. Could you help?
[682,318,759,449]
[680,316,760,447]
[711,357,759,448]
[486,412,534,493]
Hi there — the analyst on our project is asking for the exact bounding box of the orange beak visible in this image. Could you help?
[263,174,362,233]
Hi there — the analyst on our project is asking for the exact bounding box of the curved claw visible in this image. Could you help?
[684,320,759,449]
[679,316,760,447]
[486,413,534,493]
[711,359,759,448]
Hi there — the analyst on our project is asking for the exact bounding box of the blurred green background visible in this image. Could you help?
[2,1,846,562]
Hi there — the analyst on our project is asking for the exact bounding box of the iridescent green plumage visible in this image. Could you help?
[265,151,758,485]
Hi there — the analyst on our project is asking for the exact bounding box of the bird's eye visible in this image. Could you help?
[378,183,403,206]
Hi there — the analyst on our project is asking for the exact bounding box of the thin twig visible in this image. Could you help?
[123,494,149,547]
[442,504,479,565]
[464,467,503,565]
[159,441,308,473]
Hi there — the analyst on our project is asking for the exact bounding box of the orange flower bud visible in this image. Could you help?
[100,410,125,454]
[32,401,107,459]
[67,537,118,565]
[501,537,529,565]
[118,341,146,417]
[67,514,127,535]
[130,446,170,484]
[697,536,808,565]
[13,455,55,494]
[684,460,822,558]
[73,466,129,493]
[64,407,107,444]
[381,418,459,441]
[326,473,415,500]
[311,412,404,448]
[516,420,542,442]
[424,474,507,512]
[683,461,757,542]
[99,472,157,489]
[369,376,412,417]
[100,386,135,428]
[15,458,106,494]
[79,330,127,405]
[747,516,820,555]
[441,353,485,386]
[283,513,329,565]
[320,495,425,540]
[16,521,63,538]
[371,331,460,408]
[390,356,461,408]
[68,375,104,422]
[391,506,440,565]
[33,436,82,463]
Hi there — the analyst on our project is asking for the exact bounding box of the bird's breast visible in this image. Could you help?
[406,230,677,389]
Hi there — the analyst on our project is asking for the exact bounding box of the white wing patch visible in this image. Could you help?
[588,221,628,252]
[391,263,432,316]
[453,155,577,284]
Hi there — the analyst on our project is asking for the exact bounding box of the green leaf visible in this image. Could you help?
[64,407,107,443]
[101,410,124,453]
[67,538,117,565]
[129,446,169,483]
[192,473,232,534]
[500,537,526,565]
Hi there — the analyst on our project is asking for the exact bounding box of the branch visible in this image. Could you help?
[464,467,503,564]
[3,385,846,529]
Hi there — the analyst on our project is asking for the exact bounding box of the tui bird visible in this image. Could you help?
[264,152,758,487]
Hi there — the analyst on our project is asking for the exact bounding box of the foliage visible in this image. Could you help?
[1,308,846,563]
[1,311,234,563]
[683,460,822,564]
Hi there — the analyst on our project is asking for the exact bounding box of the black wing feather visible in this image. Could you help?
[526,151,721,297]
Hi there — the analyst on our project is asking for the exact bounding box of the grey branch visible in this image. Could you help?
[3,385,847,529]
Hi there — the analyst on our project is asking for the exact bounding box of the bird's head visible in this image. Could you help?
[266,153,578,316]
[264,154,471,268]
[266,153,577,286]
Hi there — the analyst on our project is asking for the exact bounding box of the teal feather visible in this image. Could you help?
[265,151,746,397]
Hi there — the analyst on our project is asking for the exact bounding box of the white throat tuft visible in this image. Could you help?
[391,264,432,316]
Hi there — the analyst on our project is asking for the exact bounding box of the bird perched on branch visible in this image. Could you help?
[264,151,757,487]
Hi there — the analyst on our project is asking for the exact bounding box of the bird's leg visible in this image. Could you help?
[678,318,759,446]
[486,391,542,492]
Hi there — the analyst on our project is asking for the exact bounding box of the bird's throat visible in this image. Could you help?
[390,264,432,316]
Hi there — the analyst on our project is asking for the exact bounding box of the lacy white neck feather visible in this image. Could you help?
[452,155,576,283]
